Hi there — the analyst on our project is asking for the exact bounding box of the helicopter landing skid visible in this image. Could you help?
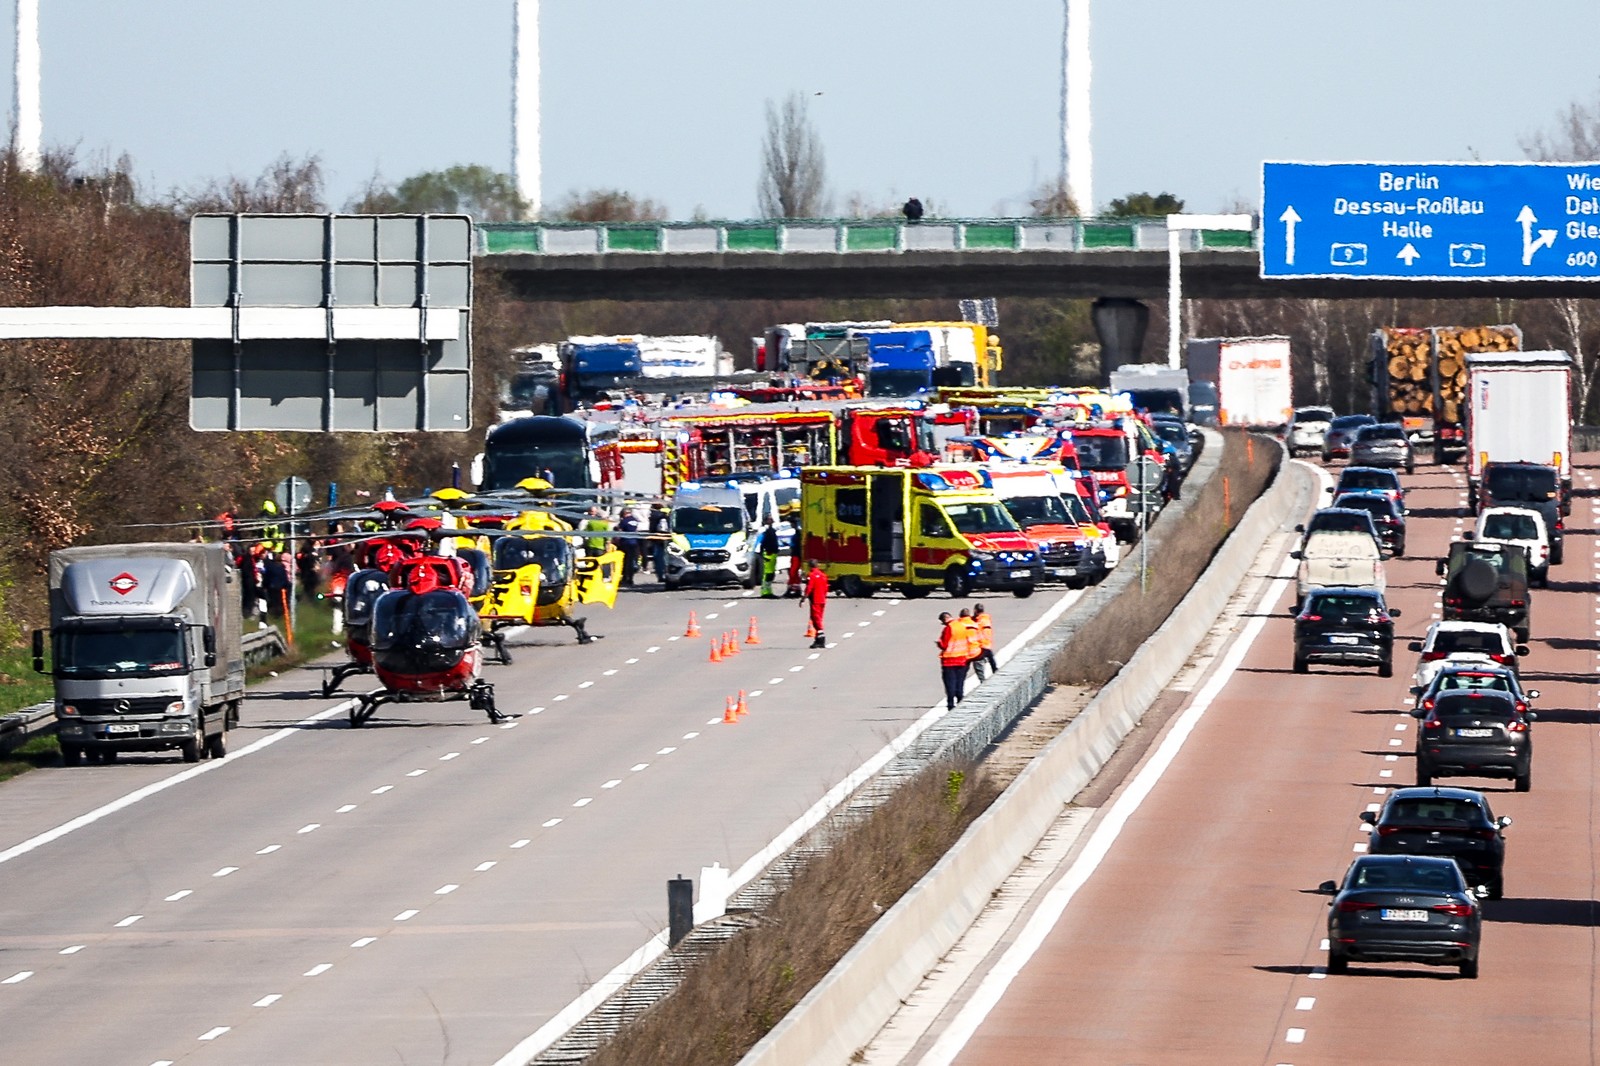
[322,661,371,699]
[482,630,514,666]
[349,680,512,727]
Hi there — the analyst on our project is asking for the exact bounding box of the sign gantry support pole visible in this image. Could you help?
[1165,214,1255,369]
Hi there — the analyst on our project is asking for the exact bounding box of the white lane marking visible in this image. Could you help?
[1353,843,1369,852]
[213,867,238,878]
[1308,970,1326,980]
[254,994,282,1007]
[657,747,676,755]
[500,721,519,729]
[1394,723,1407,731]
[198,1027,230,1041]
[1373,787,1385,795]
[304,963,332,977]
[511,839,531,849]
[394,910,419,921]
[914,557,1286,1065]
[1297,997,1315,1010]
[667,635,680,642]
[1359,824,1371,833]
[1385,754,1398,761]
[351,937,376,948]
[542,818,562,828]
[603,669,618,676]
[336,804,358,813]
[528,708,545,715]
[750,690,763,698]
[1320,938,1330,950]
[553,695,569,702]
[573,798,593,808]
[115,915,142,927]
[601,780,621,790]
[476,861,497,872]
[436,884,458,895]
[873,609,886,617]
[579,682,594,689]
[706,717,722,725]
[371,785,394,795]
[705,613,719,620]
[808,653,821,660]
[1366,803,1381,812]
[257,844,281,854]
[2,971,32,984]
[646,646,660,653]
[473,737,490,744]
[59,945,84,955]
[789,666,804,673]
[626,657,639,664]
[0,700,350,867]
[440,752,460,761]
[1286,1028,1306,1044]
[1388,739,1403,747]
[166,890,193,901]
[298,824,321,834]
[858,620,872,627]
[723,602,736,608]
[683,731,700,740]
[496,579,1094,1066]
[770,677,785,684]
[1379,769,1393,778]
[842,632,856,639]
[406,768,428,777]
[630,763,648,772]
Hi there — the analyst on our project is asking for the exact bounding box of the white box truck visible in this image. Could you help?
[36,543,244,765]
[1108,364,1191,419]
[1185,336,1294,429]
[1465,350,1572,504]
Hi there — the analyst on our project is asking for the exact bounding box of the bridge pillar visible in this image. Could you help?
[1091,297,1150,385]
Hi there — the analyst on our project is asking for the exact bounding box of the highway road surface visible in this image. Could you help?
[0,568,1083,1064]
[893,457,1600,1066]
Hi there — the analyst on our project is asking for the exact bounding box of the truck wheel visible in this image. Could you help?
[181,727,203,763]
[206,729,228,760]
[945,568,972,598]
[901,584,932,599]
[839,575,874,599]
[60,743,82,767]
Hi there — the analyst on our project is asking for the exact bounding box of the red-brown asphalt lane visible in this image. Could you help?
[952,458,1600,1066]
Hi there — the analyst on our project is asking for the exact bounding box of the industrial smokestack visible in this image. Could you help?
[1061,0,1091,216]
[512,0,540,218]
[13,0,40,172]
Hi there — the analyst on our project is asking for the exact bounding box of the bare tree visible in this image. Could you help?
[758,93,827,219]
[1522,95,1600,161]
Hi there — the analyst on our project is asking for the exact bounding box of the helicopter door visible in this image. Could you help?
[573,548,624,608]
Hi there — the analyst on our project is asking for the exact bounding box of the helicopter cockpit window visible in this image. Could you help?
[371,589,478,648]
[494,535,569,585]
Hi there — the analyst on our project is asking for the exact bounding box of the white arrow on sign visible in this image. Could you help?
[1517,205,1557,266]
[1279,205,1301,265]
[1397,243,1421,266]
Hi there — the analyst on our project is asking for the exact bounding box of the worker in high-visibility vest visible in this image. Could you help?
[937,611,973,711]
[969,602,997,680]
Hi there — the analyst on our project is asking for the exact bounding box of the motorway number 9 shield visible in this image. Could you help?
[1381,909,1429,922]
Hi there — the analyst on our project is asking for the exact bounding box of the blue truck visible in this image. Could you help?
[557,340,644,405]
[862,329,937,398]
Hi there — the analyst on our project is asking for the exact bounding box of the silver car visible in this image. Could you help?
[1322,414,1376,461]
[1350,423,1415,473]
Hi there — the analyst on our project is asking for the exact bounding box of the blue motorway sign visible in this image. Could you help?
[1261,161,1600,281]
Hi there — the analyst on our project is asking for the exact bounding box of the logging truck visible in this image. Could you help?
[1369,325,1522,465]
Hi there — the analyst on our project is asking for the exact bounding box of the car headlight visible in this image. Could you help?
[166,701,185,715]
[667,543,685,555]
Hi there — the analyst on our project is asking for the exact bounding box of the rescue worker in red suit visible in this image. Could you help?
[800,560,828,649]
[937,611,972,710]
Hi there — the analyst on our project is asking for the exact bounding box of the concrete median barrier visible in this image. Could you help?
[740,447,1318,1066]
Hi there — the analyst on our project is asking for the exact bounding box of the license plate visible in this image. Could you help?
[1047,567,1077,577]
[1456,727,1494,738]
[1380,909,1428,922]
[1328,635,1360,645]
[105,723,139,734]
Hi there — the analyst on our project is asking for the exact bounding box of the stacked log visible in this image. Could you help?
[1433,325,1520,425]
[1380,328,1432,416]
[1378,325,1521,420]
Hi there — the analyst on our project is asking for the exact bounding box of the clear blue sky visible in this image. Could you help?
[10,0,1600,218]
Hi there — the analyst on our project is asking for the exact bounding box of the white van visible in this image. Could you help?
[662,475,799,589]
[1293,529,1385,609]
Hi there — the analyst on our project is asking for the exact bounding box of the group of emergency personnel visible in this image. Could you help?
[935,604,996,710]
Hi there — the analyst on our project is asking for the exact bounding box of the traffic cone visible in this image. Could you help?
[745,616,762,644]
[805,621,816,639]
[723,696,738,724]
[736,690,748,717]
[723,630,739,657]
[685,611,701,637]
[710,638,722,663]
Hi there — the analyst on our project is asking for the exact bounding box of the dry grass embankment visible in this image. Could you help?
[582,432,1281,1066]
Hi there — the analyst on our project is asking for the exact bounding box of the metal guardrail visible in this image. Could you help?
[0,627,289,756]
[477,217,1258,257]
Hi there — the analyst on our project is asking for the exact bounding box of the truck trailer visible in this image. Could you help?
[1184,337,1293,429]
[37,543,244,765]
[1464,349,1572,505]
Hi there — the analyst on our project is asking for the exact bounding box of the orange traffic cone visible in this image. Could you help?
[805,621,816,639]
[736,690,748,717]
[685,611,701,637]
[710,638,722,663]
[723,630,739,657]
[745,616,762,645]
[723,695,739,724]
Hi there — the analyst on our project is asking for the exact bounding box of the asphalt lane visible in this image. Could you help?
[0,568,1072,1064]
[942,457,1600,1065]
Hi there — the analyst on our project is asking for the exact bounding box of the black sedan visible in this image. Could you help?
[1293,586,1400,677]
[1320,854,1481,978]
[1413,690,1534,792]
[1362,787,1511,899]
[1333,491,1406,557]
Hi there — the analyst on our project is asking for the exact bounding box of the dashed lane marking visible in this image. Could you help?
[475,862,497,872]
[371,785,394,795]
[542,819,562,828]
[630,763,648,772]
[1296,997,1315,1010]
[394,910,419,921]
[1286,1028,1306,1044]
[626,657,640,664]
[304,964,332,977]
[166,890,193,901]
[254,995,281,1007]
[682,732,699,740]
[579,682,594,689]
[351,937,376,948]
[115,915,142,927]
[657,747,677,755]
[198,1027,230,1041]
[511,839,530,849]
[436,884,459,895]
[2,971,32,984]
[336,804,357,813]
[573,798,593,808]
[602,779,621,789]
[257,844,281,854]
[440,752,460,761]
[298,823,322,833]
[59,945,83,955]
[213,867,238,878]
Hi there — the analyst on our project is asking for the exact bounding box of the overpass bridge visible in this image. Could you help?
[476,217,1600,302]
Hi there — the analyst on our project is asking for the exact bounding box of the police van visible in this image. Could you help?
[661,475,799,589]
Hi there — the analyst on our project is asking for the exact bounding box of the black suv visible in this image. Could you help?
[1362,786,1511,899]
[1293,586,1400,677]
[1333,492,1406,557]
[1478,461,1567,562]
[1413,690,1535,792]
[1437,540,1532,642]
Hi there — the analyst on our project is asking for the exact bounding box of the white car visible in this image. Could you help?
[1410,620,1523,692]
[1286,406,1335,457]
[1474,506,1551,585]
